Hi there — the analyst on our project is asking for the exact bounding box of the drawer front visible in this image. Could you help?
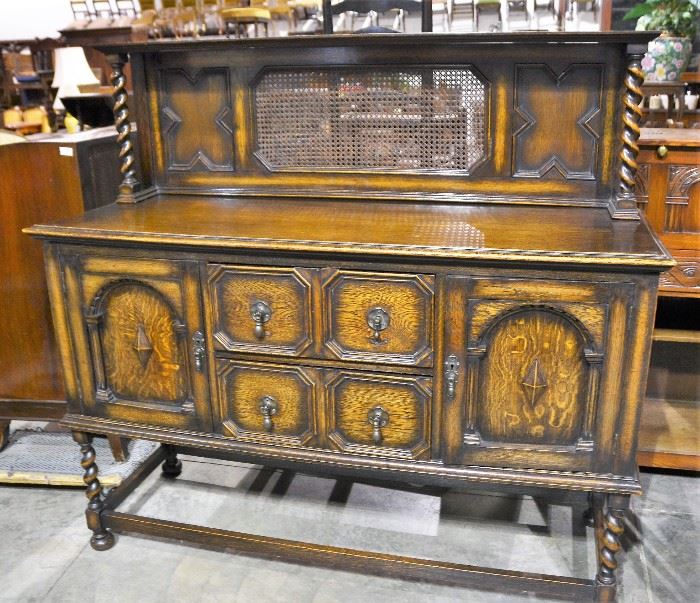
[325,371,432,460]
[217,359,318,446]
[659,254,700,294]
[61,253,212,431]
[322,271,434,366]
[443,275,635,473]
[208,265,313,356]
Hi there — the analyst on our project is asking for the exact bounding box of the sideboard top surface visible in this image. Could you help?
[97,31,658,53]
[26,194,672,269]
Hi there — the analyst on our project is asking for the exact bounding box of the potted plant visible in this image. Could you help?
[624,0,699,82]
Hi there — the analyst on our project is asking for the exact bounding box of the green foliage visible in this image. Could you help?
[624,0,699,38]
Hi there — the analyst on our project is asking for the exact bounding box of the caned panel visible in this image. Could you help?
[254,67,488,173]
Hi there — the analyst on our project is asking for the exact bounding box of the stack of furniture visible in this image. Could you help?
[27,32,671,601]
[635,127,700,471]
[0,128,121,452]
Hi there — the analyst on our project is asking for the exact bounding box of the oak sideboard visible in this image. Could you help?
[26,32,672,601]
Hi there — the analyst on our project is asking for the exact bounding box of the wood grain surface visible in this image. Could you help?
[478,309,587,445]
[209,265,312,354]
[218,361,315,440]
[323,271,433,365]
[100,284,188,403]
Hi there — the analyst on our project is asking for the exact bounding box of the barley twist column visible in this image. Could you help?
[108,53,139,204]
[73,431,115,550]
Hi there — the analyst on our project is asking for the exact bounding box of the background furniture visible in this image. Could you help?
[27,32,671,602]
[0,127,121,452]
[635,127,700,471]
[322,0,432,32]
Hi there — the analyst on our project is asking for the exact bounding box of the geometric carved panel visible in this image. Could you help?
[513,64,602,179]
[160,68,234,171]
[98,283,189,404]
[664,165,700,234]
[477,309,588,446]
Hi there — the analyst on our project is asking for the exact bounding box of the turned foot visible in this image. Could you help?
[161,444,182,478]
[90,530,116,551]
[73,431,115,551]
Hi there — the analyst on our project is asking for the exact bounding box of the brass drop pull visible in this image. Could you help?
[367,406,389,445]
[445,354,460,401]
[259,395,279,432]
[656,145,668,159]
[192,330,205,372]
[366,307,390,344]
[250,301,272,339]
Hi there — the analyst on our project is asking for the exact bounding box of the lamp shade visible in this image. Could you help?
[52,47,99,88]
[52,47,100,111]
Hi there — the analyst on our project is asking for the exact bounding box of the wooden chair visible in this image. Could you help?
[322,0,431,33]
[220,1,272,37]
[473,0,501,31]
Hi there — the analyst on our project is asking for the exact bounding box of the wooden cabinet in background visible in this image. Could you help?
[636,128,700,471]
[0,127,120,449]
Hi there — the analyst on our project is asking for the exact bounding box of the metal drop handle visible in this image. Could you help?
[250,301,272,340]
[192,331,205,372]
[259,395,279,432]
[366,307,390,344]
[367,406,389,445]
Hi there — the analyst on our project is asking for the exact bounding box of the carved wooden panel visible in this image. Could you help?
[664,165,700,233]
[477,309,588,446]
[208,265,313,356]
[96,282,189,405]
[322,271,434,366]
[659,256,700,292]
[217,360,317,446]
[634,163,650,208]
[513,64,602,179]
[325,371,431,460]
[160,67,234,172]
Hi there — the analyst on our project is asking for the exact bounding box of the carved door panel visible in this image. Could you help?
[63,253,212,430]
[442,275,634,472]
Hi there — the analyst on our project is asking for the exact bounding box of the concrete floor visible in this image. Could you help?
[0,452,698,603]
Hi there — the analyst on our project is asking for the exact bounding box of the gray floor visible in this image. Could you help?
[1,450,698,603]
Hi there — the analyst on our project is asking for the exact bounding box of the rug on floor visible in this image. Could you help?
[0,429,159,486]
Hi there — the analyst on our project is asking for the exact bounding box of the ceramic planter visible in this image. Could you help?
[641,36,693,82]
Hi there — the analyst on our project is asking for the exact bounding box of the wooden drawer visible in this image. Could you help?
[321,271,434,366]
[217,359,318,446]
[325,371,432,460]
[207,265,313,356]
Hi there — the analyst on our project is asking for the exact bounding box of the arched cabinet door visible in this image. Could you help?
[62,252,212,431]
[441,275,637,474]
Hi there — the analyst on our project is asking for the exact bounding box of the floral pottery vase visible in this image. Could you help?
[641,36,693,82]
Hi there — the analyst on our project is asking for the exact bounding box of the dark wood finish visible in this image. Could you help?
[26,34,672,602]
[0,129,120,442]
[635,129,699,470]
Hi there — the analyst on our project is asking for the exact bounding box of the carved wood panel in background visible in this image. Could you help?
[96,284,189,404]
[664,165,700,233]
[513,64,602,180]
[634,163,649,208]
[160,68,234,172]
[477,309,588,446]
